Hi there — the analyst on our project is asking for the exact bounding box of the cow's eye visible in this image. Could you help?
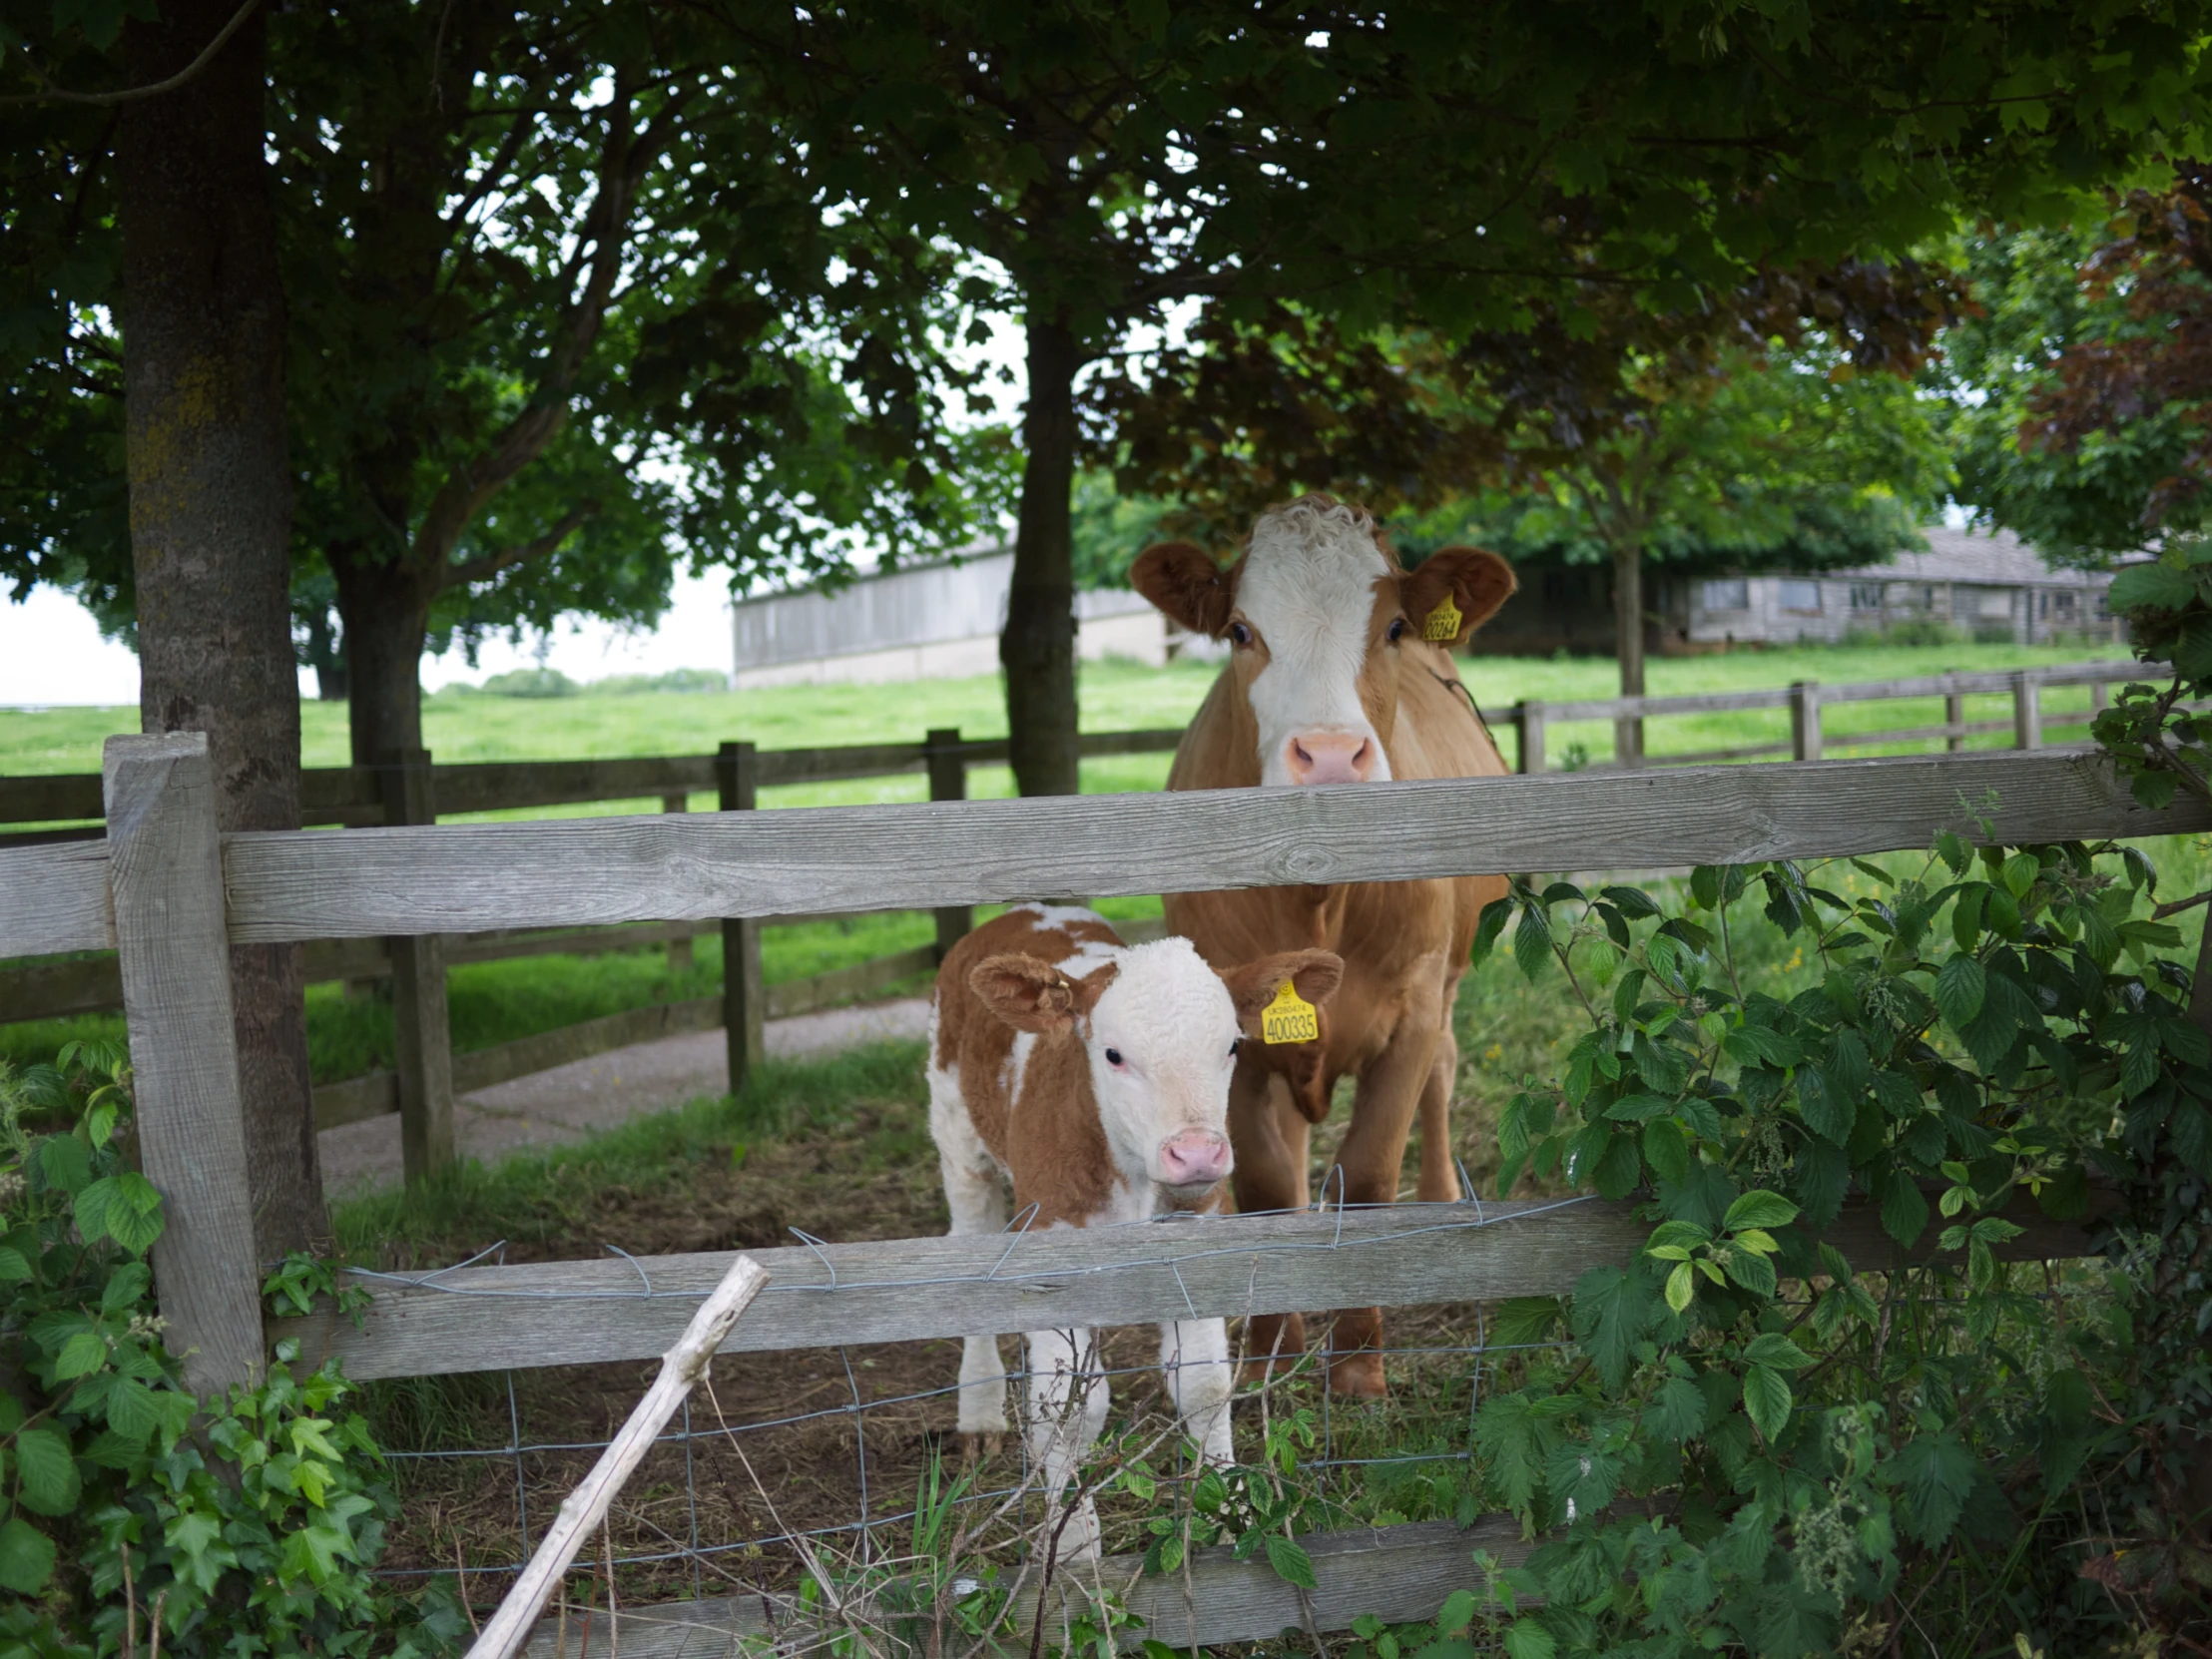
[1386,616,1407,643]
[1229,1037,1242,1059]
[1104,1048,1125,1067]
[1228,621,1254,647]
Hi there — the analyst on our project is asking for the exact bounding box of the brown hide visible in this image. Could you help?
[932,907,1127,1229]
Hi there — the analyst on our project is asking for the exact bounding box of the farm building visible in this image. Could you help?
[728,549,1195,688]
[1469,523,2128,657]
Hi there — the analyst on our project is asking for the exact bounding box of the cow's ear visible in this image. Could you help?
[1131,541,1236,636]
[1399,548,1516,647]
[1220,950,1345,1031]
[969,955,1118,1033]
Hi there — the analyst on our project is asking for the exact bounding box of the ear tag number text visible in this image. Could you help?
[1262,980,1320,1045]
[1423,597,1463,641]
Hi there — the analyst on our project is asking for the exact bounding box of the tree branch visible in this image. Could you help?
[441,508,595,593]
[0,0,263,108]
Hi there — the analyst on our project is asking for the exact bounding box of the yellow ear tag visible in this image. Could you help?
[1261,979,1320,1045]
[1422,597,1463,642]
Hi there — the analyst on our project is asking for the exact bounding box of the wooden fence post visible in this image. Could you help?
[380,749,454,1182]
[924,728,972,962]
[102,733,265,1393]
[1515,701,1546,775]
[1789,680,1823,762]
[2012,670,2043,751]
[2091,679,2111,718]
[1944,671,1966,754]
[661,792,694,972]
[1613,703,1643,770]
[717,742,766,1095]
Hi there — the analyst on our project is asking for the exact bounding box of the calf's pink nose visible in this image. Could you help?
[1159,1130,1232,1186]
[1286,732,1374,785]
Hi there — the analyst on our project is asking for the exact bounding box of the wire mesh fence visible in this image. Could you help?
[340,1194,1602,1649]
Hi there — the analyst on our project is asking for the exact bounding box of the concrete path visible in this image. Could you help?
[318,996,931,1197]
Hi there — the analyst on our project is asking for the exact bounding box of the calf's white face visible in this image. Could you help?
[1132,495,1517,788]
[971,938,1343,1203]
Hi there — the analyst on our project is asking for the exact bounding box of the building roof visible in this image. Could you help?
[1830,524,2112,589]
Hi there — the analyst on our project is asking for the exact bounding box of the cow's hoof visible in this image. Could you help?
[1327,1352,1389,1398]
[957,1430,1003,1466]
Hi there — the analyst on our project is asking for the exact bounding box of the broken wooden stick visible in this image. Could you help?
[465,1254,771,1659]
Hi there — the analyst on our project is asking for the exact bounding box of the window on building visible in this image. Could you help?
[2051,589,2076,615]
[1977,590,2013,620]
[1701,577,1749,611]
[1779,579,1823,612]
[1849,582,1885,611]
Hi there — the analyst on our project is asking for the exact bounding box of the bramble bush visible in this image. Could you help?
[0,1043,460,1659]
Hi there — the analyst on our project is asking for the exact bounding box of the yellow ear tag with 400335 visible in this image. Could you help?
[1261,979,1320,1045]
[1422,596,1462,642]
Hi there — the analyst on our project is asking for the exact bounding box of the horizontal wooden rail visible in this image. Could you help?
[519,1514,1529,1659]
[275,1188,2092,1382]
[1528,659,2147,725]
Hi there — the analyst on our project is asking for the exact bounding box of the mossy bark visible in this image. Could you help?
[1002,313,1082,799]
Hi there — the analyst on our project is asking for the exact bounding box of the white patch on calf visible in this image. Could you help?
[1236,498,1394,786]
[1080,937,1241,1194]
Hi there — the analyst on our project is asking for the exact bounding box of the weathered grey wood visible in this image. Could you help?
[272,1188,2092,1381]
[382,750,454,1182]
[102,735,263,1392]
[661,794,696,972]
[0,839,113,957]
[0,952,125,1020]
[1543,687,1792,721]
[222,750,2212,945]
[1945,678,1967,754]
[2013,670,2043,751]
[925,728,972,961]
[717,743,767,1096]
[1516,699,1546,775]
[1790,680,1822,763]
[1608,740,1794,769]
[518,1515,1534,1659]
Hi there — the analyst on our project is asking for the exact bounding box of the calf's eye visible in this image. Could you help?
[1229,1038,1242,1058]
[1104,1048,1125,1067]
[1228,621,1254,647]
[1386,616,1407,643]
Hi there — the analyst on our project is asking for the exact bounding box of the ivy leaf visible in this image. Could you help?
[1742,1364,1792,1442]
[1264,1534,1317,1589]
[1933,955,1986,1030]
[0,1516,56,1595]
[12,1427,79,1516]
[1724,1190,1800,1232]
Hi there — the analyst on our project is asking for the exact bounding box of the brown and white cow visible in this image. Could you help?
[929,901,1342,1558]
[1130,494,1516,1396]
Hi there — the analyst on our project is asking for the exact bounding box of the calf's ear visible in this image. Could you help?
[1131,541,1236,636]
[1220,949,1346,1030]
[969,955,1120,1033]
[1399,548,1516,647]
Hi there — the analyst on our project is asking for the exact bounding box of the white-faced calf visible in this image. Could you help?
[928,902,1342,1560]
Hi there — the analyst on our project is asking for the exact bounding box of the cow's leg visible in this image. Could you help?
[1327,1015,1447,1397]
[933,1080,1012,1453]
[1414,1023,1461,1204]
[1024,1326,1110,1563]
[1231,1066,1311,1377]
[1159,1318,1235,1466]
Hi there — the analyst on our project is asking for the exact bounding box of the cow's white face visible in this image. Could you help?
[969,937,1345,1203]
[1132,496,1516,788]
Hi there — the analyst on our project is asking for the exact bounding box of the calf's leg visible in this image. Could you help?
[932,1114,1012,1449]
[1024,1326,1110,1562]
[1230,1067,1312,1376]
[1159,1319,1235,1465]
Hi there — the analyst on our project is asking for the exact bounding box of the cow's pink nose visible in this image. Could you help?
[1286,733,1375,785]
[1159,1131,1232,1187]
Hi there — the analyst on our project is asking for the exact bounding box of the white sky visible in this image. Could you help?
[0,571,740,708]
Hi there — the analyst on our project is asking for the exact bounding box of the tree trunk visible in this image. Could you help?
[329,551,433,767]
[119,0,324,1255]
[1002,312,1082,799]
[1611,540,1646,764]
[303,609,348,702]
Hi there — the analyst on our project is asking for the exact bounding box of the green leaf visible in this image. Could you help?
[1893,1433,1976,1546]
[1664,1260,1695,1314]
[1951,883,1984,952]
[1264,1534,1317,1589]
[0,1247,30,1284]
[1569,1265,1649,1391]
[1742,1364,1792,1442]
[1798,1065,1855,1144]
[1724,1190,1800,1232]
[1933,955,1986,1030]
[1511,903,1553,982]
[1647,1375,1706,1443]
[1690,865,1722,909]
[1742,1333,1813,1371]
[12,1427,78,1516]
[1642,1119,1691,1185]
[1936,830,1969,875]
[1791,1141,1849,1230]
[0,1516,56,1595]
[1722,1248,1777,1298]
[1470,896,1513,968]
[2000,851,2040,898]
[34,1135,90,1197]
[1725,1024,1803,1067]
[1502,1621,1556,1659]
[105,1376,164,1443]
[1591,1131,1642,1200]
[1881,1175,1930,1247]
[53,1331,109,1380]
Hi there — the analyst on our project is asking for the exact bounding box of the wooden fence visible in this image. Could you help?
[0,658,2155,1169]
[0,730,2195,1654]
